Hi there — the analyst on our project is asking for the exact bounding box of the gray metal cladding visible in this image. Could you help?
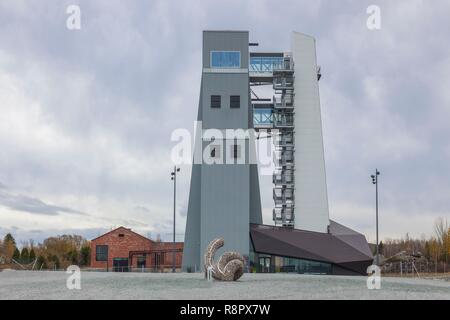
[201,73,249,129]
[181,163,202,270]
[182,31,263,270]
[202,31,249,69]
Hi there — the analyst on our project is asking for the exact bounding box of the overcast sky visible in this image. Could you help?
[0,0,449,245]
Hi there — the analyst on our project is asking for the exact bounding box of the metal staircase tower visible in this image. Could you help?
[272,56,295,227]
[250,53,296,227]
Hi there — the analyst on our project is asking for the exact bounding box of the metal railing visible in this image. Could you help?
[273,113,294,127]
[86,265,184,273]
[250,56,284,73]
[253,107,274,128]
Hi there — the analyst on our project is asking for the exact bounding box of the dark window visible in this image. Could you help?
[118,233,124,238]
[232,144,240,159]
[96,245,108,261]
[112,258,129,272]
[209,145,221,160]
[211,95,221,108]
[137,256,146,268]
[230,95,240,108]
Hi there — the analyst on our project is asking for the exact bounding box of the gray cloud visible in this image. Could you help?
[0,184,87,216]
[134,206,151,214]
[96,217,149,228]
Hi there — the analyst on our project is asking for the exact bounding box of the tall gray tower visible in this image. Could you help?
[182,31,263,271]
[182,30,372,275]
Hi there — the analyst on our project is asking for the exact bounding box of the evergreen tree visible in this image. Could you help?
[67,249,79,265]
[3,233,16,262]
[80,246,91,266]
[3,233,15,245]
[12,247,20,261]
[20,247,30,263]
[36,255,47,270]
[29,248,36,262]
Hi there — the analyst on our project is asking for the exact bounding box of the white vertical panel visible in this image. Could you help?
[292,32,330,233]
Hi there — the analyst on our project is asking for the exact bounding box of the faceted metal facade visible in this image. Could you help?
[250,221,373,275]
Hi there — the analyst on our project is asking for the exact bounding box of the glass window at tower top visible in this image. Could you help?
[210,51,241,68]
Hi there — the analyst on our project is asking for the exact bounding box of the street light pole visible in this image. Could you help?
[171,166,180,273]
[371,169,381,266]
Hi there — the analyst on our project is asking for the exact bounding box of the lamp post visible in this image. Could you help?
[371,169,381,266]
[171,166,180,273]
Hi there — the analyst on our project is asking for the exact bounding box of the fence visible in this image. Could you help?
[81,264,186,273]
[382,261,449,276]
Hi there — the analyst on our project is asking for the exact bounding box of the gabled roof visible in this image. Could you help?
[90,226,153,243]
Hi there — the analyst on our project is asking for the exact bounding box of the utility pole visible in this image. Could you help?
[371,169,381,266]
[171,166,180,273]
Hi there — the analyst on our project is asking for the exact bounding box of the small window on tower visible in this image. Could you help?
[211,95,221,108]
[230,95,240,108]
[210,145,221,159]
[232,144,241,159]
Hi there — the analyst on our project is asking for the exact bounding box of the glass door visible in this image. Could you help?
[259,257,271,273]
[113,258,129,272]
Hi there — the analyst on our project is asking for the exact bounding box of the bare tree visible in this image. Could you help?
[434,218,447,244]
[434,217,449,271]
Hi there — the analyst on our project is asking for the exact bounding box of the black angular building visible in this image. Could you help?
[250,221,373,275]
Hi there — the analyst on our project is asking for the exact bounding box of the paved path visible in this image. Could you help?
[0,271,448,300]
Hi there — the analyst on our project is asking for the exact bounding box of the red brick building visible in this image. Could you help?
[90,227,183,272]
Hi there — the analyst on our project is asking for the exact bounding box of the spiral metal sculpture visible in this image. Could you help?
[204,238,245,281]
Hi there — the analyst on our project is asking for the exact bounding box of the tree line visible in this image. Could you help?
[378,218,449,268]
[0,234,91,270]
[0,218,448,272]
